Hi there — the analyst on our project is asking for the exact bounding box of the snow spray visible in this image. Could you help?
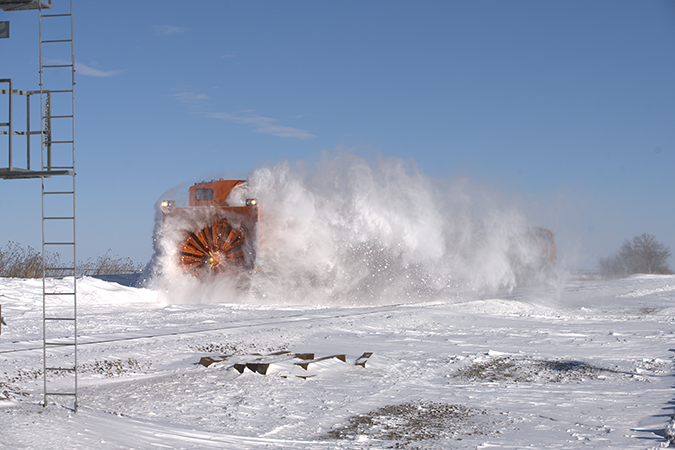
[148,152,555,305]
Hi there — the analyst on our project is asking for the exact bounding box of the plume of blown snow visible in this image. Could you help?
[147,151,555,305]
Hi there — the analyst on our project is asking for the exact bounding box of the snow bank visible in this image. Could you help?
[1,274,674,449]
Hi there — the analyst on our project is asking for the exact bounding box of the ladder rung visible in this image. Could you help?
[44,191,74,195]
[42,13,72,18]
[45,89,73,94]
[44,292,75,296]
[45,267,75,271]
[44,216,75,220]
[42,39,72,44]
[44,242,75,246]
[45,140,74,144]
[44,317,76,321]
[42,64,73,69]
[45,342,76,347]
[45,367,76,372]
[45,393,77,397]
[45,115,73,119]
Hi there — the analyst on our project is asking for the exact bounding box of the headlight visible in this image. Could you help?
[246,198,258,207]
[161,200,176,209]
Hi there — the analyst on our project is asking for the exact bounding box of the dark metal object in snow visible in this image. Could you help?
[198,355,233,367]
[0,305,5,334]
[294,354,346,370]
[355,352,373,368]
[198,351,370,376]
[198,351,311,369]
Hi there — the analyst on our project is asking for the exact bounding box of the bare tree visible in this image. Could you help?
[599,233,672,278]
[599,253,626,278]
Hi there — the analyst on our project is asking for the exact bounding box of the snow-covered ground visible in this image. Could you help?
[1,274,675,449]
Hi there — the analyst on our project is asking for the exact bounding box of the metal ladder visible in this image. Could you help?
[39,0,77,412]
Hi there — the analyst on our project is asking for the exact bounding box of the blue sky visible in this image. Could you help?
[1,0,674,270]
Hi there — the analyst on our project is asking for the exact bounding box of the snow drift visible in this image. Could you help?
[2,274,675,449]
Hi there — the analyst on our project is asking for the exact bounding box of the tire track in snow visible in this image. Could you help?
[0,285,556,356]
[0,303,417,355]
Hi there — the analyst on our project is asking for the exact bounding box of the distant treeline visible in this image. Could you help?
[0,241,143,278]
[599,233,672,279]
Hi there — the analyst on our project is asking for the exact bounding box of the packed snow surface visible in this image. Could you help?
[1,274,675,449]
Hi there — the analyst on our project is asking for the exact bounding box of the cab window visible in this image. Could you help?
[195,188,214,201]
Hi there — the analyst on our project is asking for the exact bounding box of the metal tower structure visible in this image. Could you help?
[0,0,77,411]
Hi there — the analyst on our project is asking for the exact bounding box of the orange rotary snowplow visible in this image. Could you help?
[160,180,258,277]
[530,227,557,268]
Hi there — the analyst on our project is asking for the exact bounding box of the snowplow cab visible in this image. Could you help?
[160,180,258,277]
[190,179,245,207]
[531,227,556,266]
